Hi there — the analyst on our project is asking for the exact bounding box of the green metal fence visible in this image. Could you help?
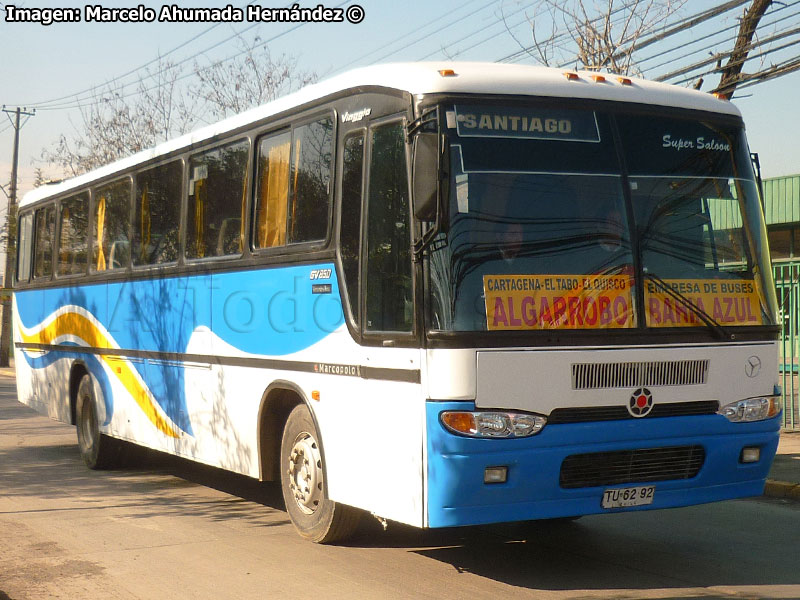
[774,262,800,430]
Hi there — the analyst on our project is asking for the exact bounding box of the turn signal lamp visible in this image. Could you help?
[441,410,546,438]
[718,397,782,422]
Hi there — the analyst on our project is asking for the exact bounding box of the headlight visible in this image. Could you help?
[440,411,546,438]
[718,397,782,422]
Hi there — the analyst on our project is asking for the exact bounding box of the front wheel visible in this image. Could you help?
[279,404,361,543]
[76,373,121,469]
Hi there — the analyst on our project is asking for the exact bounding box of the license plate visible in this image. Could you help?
[601,485,655,509]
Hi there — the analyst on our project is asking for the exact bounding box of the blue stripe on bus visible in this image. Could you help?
[426,401,780,528]
[16,262,344,435]
[19,342,115,426]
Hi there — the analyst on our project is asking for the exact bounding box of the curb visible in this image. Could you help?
[764,479,800,500]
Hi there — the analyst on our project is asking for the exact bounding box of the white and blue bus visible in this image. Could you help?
[13,63,783,543]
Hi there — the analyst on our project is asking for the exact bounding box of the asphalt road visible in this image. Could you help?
[1,378,799,600]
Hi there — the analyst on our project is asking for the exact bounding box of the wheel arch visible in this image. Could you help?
[257,380,324,483]
[68,360,90,426]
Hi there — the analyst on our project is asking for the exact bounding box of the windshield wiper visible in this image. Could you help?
[642,271,734,340]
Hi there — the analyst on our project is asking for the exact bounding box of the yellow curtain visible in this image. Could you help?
[257,141,290,247]
[140,184,150,262]
[96,196,107,271]
[194,178,206,258]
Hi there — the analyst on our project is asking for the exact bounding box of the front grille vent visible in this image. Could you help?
[559,445,705,489]
[572,359,709,390]
[548,400,719,424]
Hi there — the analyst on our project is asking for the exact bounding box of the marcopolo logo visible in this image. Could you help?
[628,388,653,418]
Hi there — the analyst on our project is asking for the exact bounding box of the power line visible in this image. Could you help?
[637,0,800,73]
[25,1,298,111]
[30,4,324,112]
[331,0,494,73]
[658,26,800,85]
[416,0,537,60]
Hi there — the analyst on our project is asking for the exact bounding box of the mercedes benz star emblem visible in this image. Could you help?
[745,356,762,378]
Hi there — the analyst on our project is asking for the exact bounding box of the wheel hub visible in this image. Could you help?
[287,433,323,515]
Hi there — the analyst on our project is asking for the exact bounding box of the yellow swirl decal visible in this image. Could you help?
[20,310,181,439]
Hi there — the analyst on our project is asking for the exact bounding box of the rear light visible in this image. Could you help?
[441,410,546,438]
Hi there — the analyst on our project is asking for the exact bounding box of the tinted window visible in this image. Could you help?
[33,205,56,280]
[254,130,291,248]
[364,122,412,333]
[133,161,182,266]
[93,179,131,271]
[254,115,333,249]
[57,193,89,276]
[186,139,249,259]
[16,212,34,283]
[340,132,365,326]
[288,118,333,243]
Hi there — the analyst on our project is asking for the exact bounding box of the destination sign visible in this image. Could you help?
[454,105,600,142]
[483,274,634,331]
[645,278,763,328]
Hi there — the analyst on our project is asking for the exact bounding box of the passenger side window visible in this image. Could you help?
[133,161,182,266]
[93,179,131,271]
[254,116,333,249]
[33,205,56,280]
[16,212,34,283]
[57,193,89,276]
[364,121,413,333]
[186,140,249,259]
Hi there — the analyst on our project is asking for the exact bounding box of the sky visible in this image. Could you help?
[2,0,800,213]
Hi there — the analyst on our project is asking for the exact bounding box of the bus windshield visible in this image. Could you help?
[426,103,777,333]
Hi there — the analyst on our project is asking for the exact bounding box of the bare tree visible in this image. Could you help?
[42,57,196,177]
[513,0,688,74]
[192,36,316,121]
[41,38,315,177]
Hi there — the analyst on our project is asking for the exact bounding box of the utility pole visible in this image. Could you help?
[1,106,35,368]
[714,0,773,97]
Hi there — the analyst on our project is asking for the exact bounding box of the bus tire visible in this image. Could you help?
[76,373,121,470]
[279,404,361,543]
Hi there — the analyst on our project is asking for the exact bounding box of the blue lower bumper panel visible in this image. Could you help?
[426,401,780,528]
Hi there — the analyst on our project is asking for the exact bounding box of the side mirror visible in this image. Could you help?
[412,132,438,221]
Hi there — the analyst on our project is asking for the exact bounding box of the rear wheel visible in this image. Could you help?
[280,404,361,543]
[76,374,121,469]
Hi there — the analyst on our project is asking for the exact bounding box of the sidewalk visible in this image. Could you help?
[764,430,800,500]
[0,358,798,500]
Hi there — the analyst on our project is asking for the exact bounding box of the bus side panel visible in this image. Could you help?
[204,264,426,526]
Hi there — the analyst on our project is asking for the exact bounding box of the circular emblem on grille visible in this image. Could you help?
[745,356,761,378]
[628,388,653,418]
